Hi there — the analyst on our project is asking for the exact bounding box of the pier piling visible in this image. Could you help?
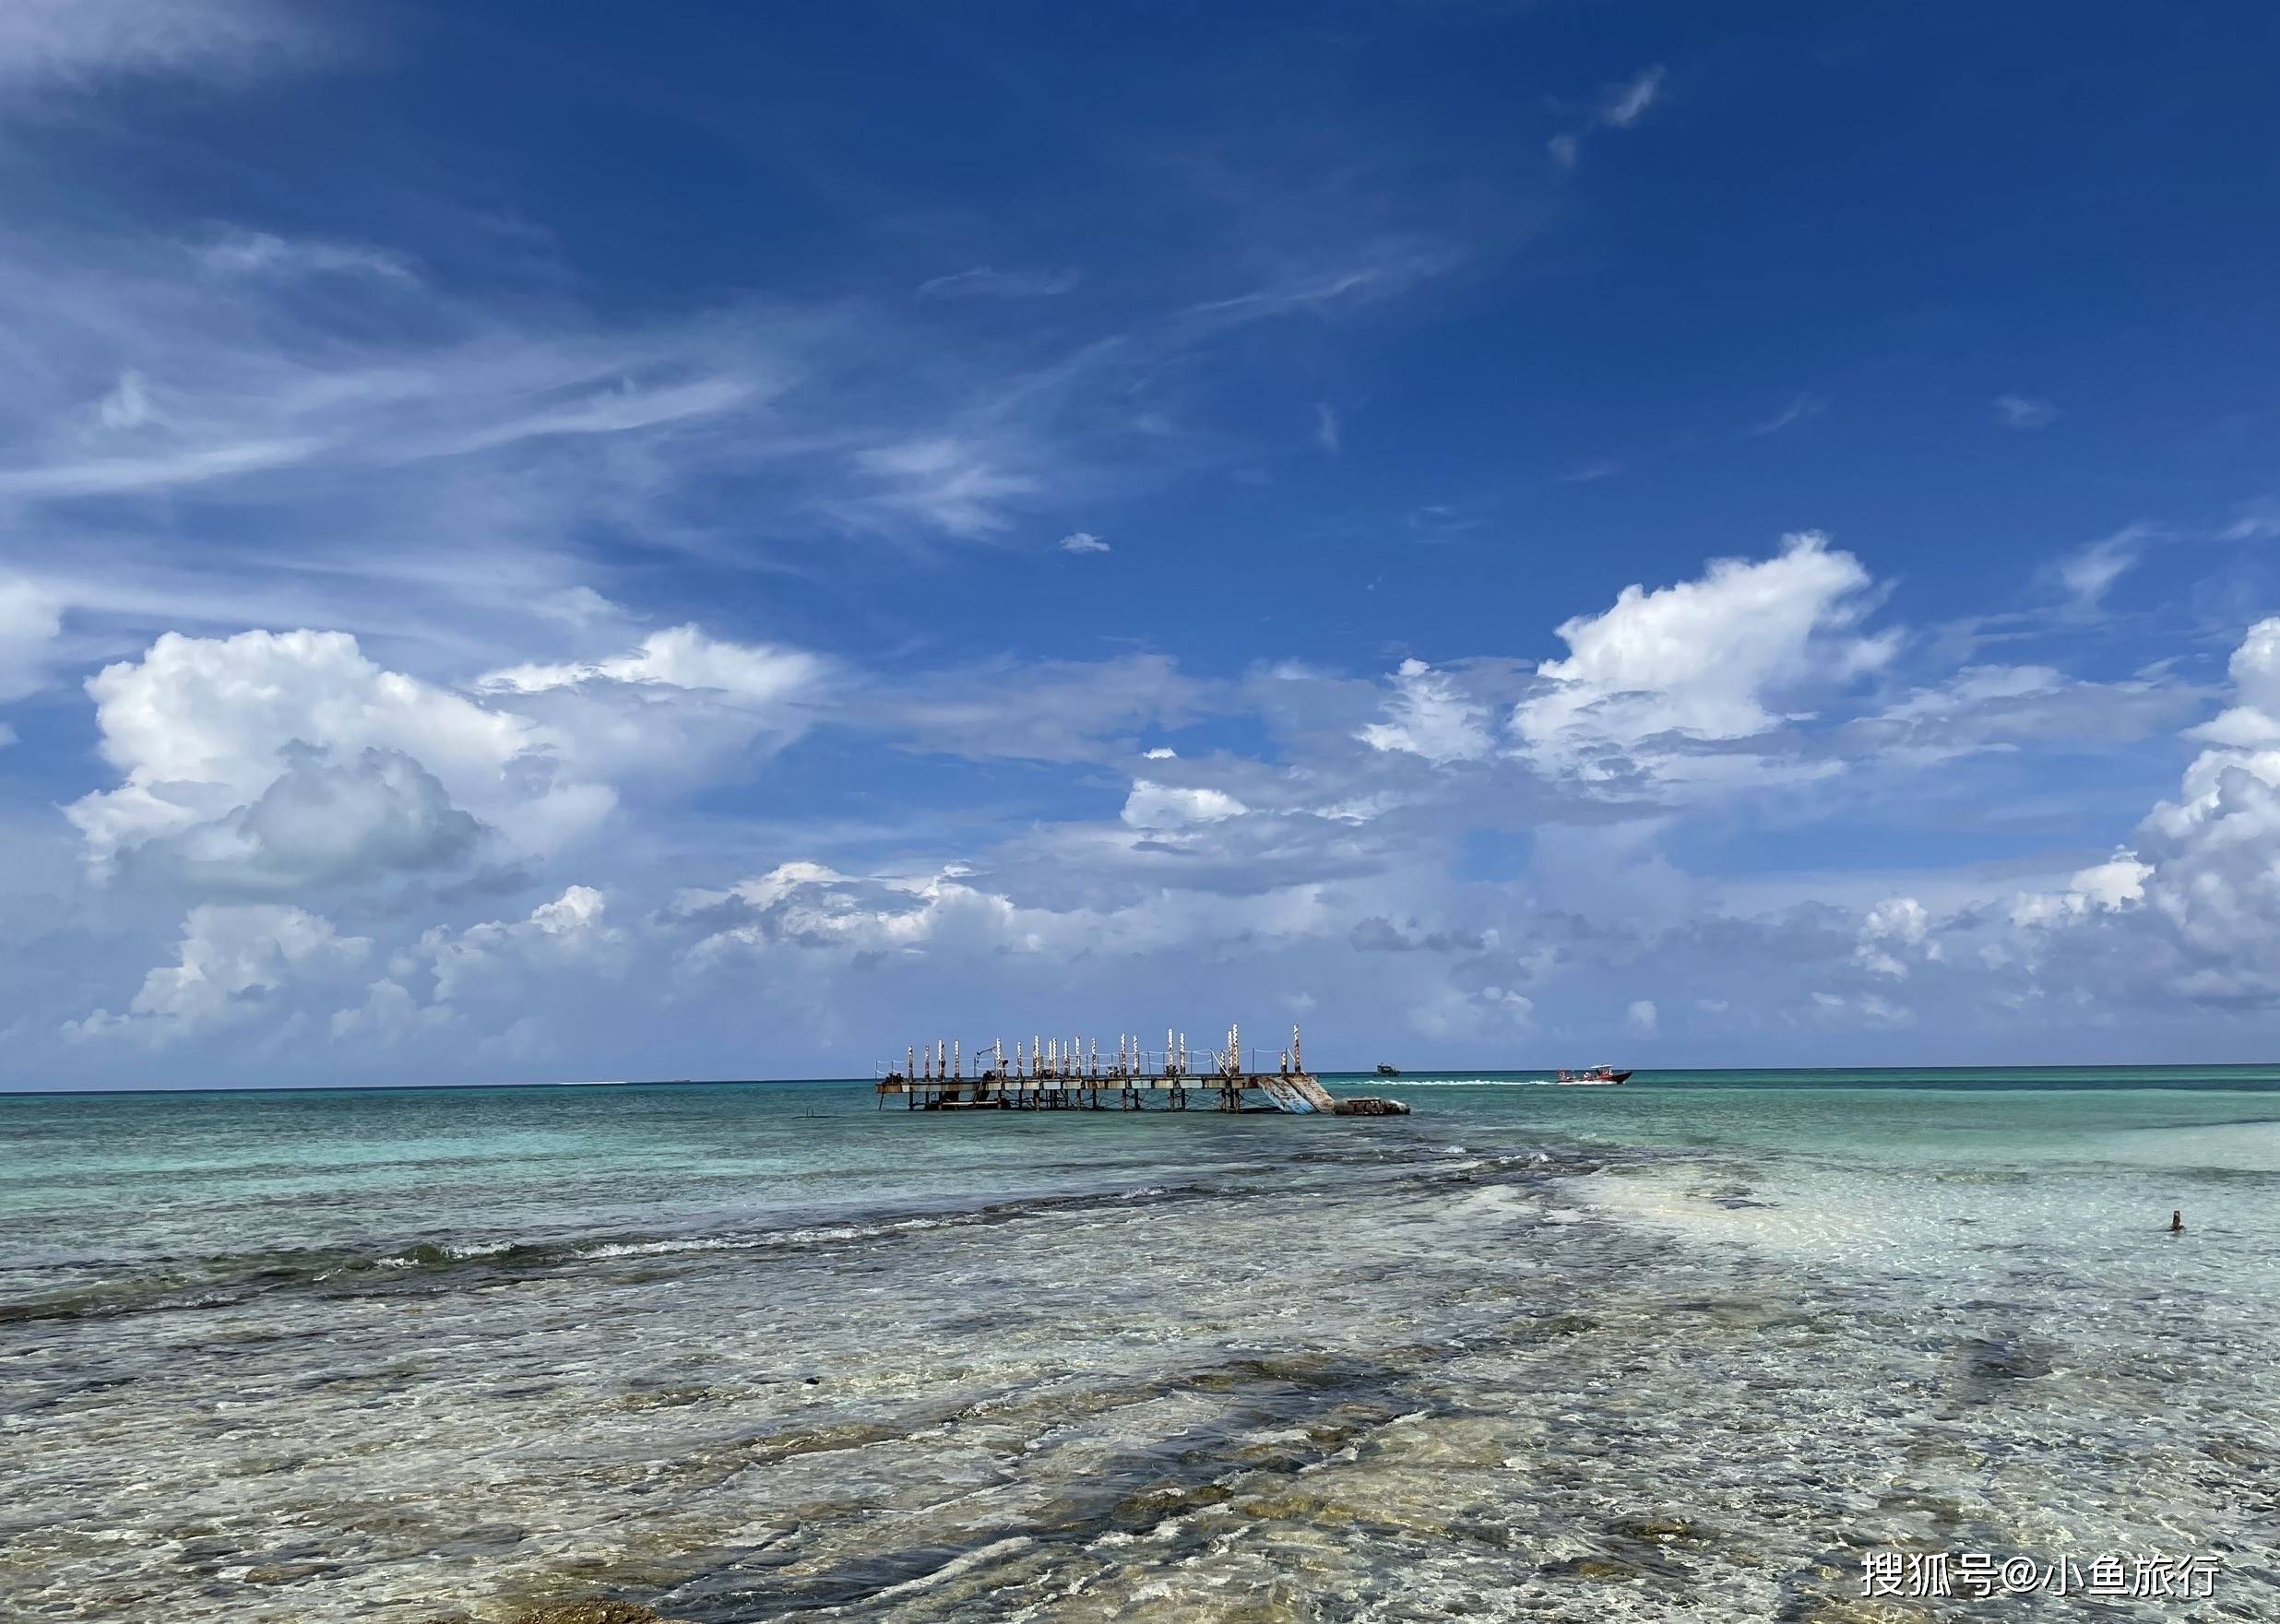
[874,1023,1405,1115]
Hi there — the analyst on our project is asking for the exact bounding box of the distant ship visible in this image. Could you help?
[1555,1064,1631,1085]
[1375,1062,1401,1076]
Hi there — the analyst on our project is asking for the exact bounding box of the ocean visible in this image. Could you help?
[5,1070,2276,1621]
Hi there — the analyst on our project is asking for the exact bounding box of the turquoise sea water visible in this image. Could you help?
[5,1069,2277,1620]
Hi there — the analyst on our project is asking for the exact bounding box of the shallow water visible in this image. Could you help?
[4,1072,2277,1620]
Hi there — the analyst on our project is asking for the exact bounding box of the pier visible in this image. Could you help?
[875,1025,1407,1115]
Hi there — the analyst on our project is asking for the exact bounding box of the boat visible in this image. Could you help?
[1554,1064,1631,1085]
[1375,1062,1401,1076]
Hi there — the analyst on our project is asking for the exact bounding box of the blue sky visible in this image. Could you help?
[6,0,2280,1085]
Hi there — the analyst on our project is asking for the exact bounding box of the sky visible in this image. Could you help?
[5,1,2280,1087]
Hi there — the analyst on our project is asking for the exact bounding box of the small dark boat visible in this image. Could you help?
[1375,1062,1401,1076]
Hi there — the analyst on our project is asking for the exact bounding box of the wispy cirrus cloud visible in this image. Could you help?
[916,266,1079,300]
[1995,393,2059,430]
[196,228,416,283]
[1177,237,1459,327]
[1549,64,1668,170]
[2050,526,2153,612]
[1745,392,1828,436]
[0,0,339,99]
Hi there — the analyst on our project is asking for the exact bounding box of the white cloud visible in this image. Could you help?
[1410,983,1535,1039]
[2219,496,2280,542]
[2182,619,2280,750]
[1855,896,1934,978]
[1602,65,1666,127]
[916,267,1079,299]
[2055,528,2146,610]
[1810,990,1913,1027]
[0,0,331,97]
[849,436,1039,536]
[1847,661,2198,764]
[1122,779,1249,829]
[448,629,834,812]
[1514,532,1894,788]
[1745,393,1826,436]
[65,628,607,880]
[530,586,626,630]
[2129,619,2280,983]
[95,370,155,430]
[1314,402,1341,454]
[0,575,62,706]
[874,653,1207,764]
[1994,394,2058,430]
[1548,64,1665,169]
[1178,239,1459,327]
[671,859,1340,971]
[65,904,368,1047]
[1058,530,1110,554]
[418,885,623,1006]
[1358,658,1492,765]
[147,744,484,891]
[329,978,450,1044]
[1625,998,1658,1036]
[476,623,821,705]
[196,229,415,283]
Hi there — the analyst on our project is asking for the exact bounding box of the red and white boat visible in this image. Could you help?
[1555,1064,1632,1085]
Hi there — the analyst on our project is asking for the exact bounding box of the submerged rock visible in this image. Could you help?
[417,1604,683,1624]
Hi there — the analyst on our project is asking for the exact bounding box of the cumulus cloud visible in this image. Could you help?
[2127,619,2280,992]
[1855,896,1933,978]
[1358,658,1493,765]
[1514,532,1894,789]
[65,622,830,889]
[1410,983,1535,1039]
[419,884,623,1006]
[65,628,598,880]
[1058,530,1110,554]
[329,978,450,1045]
[65,903,368,1046]
[476,623,822,707]
[1122,779,1249,829]
[143,744,484,892]
[671,858,1340,972]
[1860,619,2280,1011]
